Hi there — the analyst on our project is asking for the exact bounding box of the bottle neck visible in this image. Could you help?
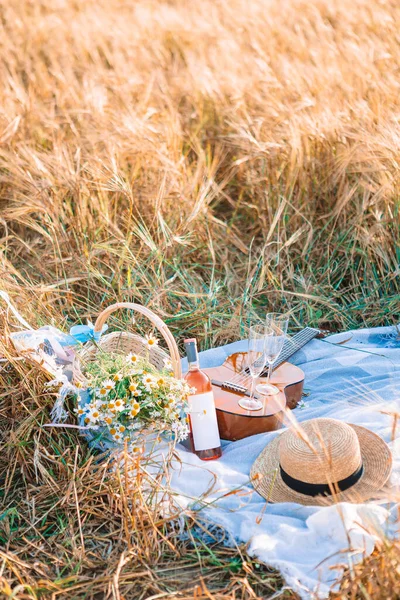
[185,339,200,371]
[188,360,200,371]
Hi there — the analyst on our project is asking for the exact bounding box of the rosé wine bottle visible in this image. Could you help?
[184,338,222,460]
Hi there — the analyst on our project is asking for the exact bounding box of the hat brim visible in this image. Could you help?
[251,424,392,506]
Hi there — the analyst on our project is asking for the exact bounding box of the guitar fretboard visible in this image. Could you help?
[268,327,319,374]
[223,327,320,392]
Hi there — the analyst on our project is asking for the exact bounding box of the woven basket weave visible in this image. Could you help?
[73,302,182,385]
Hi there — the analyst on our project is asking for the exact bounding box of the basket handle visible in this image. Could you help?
[94,302,182,378]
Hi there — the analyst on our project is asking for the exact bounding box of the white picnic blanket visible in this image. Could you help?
[171,326,400,599]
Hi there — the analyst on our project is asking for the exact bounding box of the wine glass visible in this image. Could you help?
[256,313,289,396]
[238,324,265,411]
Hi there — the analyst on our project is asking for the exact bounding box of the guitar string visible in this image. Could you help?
[228,358,266,386]
[226,335,303,387]
[228,350,283,386]
[226,330,316,388]
[227,337,299,385]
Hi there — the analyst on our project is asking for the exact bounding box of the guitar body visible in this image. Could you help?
[203,352,305,441]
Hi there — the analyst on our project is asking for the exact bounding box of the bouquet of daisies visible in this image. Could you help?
[75,346,191,446]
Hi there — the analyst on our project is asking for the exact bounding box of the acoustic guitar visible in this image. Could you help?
[203,328,319,441]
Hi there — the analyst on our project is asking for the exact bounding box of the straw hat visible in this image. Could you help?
[251,418,392,506]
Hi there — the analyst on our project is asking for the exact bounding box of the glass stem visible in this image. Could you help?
[267,361,272,385]
[250,376,256,402]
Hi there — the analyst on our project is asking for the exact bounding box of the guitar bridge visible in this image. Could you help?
[221,381,248,394]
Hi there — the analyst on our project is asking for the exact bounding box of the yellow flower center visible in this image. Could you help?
[109,428,117,435]
[92,411,99,418]
[99,388,107,395]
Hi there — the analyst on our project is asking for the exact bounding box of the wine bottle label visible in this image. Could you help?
[189,391,221,452]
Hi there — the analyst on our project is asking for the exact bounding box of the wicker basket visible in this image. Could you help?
[73,302,182,386]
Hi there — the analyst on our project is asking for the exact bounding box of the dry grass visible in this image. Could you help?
[331,539,400,599]
[0,325,294,599]
[0,0,399,597]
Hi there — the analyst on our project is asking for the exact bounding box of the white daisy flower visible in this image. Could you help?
[173,379,187,391]
[74,406,86,417]
[128,422,141,431]
[129,368,143,376]
[128,399,141,419]
[113,373,123,382]
[96,386,109,398]
[114,398,125,412]
[171,421,189,442]
[145,334,159,349]
[126,353,139,364]
[142,374,156,388]
[87,406,101,423]
[166,394,177,406]
[102,379,115,390]
[163,358,173,371]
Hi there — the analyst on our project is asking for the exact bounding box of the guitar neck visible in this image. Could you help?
[269,327,320,373]
[212,326,320,398]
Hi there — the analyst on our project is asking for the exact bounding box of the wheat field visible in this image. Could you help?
[1,0,400,598]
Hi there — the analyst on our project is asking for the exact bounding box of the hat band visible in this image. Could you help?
[280,462,364,497]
